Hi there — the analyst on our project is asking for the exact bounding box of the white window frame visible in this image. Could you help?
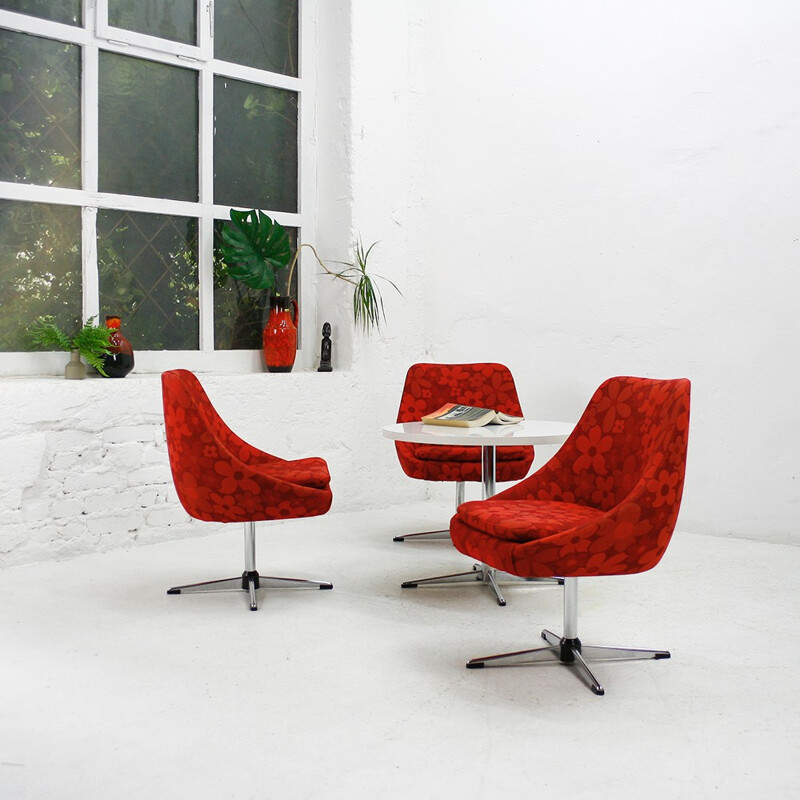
[0,0,317,376]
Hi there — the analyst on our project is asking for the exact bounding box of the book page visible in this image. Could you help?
[434,405,493,422]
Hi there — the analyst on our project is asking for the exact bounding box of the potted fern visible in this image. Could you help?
[29,316,113,379]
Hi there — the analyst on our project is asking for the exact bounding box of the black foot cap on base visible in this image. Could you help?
[466,662,485,669]
[166,589,181,595]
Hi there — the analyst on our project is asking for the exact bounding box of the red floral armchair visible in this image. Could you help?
[452,376,690,694]
[161,369,333,610]
[393,362,534,541]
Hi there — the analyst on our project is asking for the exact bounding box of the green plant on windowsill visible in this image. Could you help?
[219,208,401,333]
[219,209,292,294]
[28,316,113,378]
[288,237,401,334]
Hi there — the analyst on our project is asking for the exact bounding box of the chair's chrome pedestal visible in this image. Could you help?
[167,521,333,611]
[167,571,333,612]
[393,529,451,542]
[402,564,562,607]
[393,483,465,542]
[465,578,670,694]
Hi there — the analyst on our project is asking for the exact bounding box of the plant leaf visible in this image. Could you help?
[72,319,112,376]
[338,240,403,334]
[28,316,72,351]
[219,209,291,290]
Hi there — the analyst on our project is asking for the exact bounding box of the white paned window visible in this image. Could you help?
[0,0,316,374]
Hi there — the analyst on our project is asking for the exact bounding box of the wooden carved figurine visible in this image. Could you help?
[318,322,332,372]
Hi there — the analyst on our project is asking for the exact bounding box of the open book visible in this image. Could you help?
[421,403,524,428]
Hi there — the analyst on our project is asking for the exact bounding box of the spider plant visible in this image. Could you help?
[283,238,401,333]
[326,239,401,333]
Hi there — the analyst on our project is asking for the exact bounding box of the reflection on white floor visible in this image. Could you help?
[1,502,798,799]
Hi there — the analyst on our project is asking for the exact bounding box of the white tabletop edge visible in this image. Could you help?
[382,420,573,447]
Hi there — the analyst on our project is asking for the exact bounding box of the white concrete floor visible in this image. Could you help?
[1,501,798,799]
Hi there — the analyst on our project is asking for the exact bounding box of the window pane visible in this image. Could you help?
[214,77,297,212]
[99,52,197,201]
[0,0,80,26]
[215,0,298,77]
[0,29,81,188]
[213,220,297,350]
[0,200,81,351]
[108,0,196,47]
[98,210,199,350]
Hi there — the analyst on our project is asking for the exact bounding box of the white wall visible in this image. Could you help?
[2,0,798,566]
[412,0,800,543]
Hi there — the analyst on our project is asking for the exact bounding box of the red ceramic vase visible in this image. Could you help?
[101,315,135,378]
[263,296,298,373]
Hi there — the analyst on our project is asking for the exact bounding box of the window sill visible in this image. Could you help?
[0,347,333,378]
[0,367,341,383]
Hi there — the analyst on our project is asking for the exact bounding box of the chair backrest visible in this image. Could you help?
[161,369,285,521]
[521,376,690,513]
[488,376,691,577]
[396,363,526,423]
[162,369,268,465]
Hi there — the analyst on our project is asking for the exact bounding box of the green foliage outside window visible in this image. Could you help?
[0,0,80,27]
[0,201,82,350]
[97,211,200,351]
[0,29,80,188]
[0,1,304,356]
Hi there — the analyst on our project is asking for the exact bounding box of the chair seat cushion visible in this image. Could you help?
[456,499,604,543]
[412,444,532,463]
[395,441,533,483]
[252,457,330,490]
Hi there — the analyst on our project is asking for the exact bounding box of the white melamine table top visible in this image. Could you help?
[382,420,573,447]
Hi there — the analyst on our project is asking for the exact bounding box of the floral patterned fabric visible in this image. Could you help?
[450,376,690,578]
[395,363,534,483]
[161,369,332,523]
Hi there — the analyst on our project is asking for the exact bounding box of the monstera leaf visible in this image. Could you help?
[219,209,291,291]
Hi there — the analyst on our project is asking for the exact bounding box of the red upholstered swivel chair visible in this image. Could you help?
[393,362,534,541]
[161,369,333,611]
[452,376,690,694]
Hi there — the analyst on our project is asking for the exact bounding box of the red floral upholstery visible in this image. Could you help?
[162,369,332,524]
[395,363,534,483]
[450,376,690,578]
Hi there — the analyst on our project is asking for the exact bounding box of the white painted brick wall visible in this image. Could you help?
[0,369,424,567]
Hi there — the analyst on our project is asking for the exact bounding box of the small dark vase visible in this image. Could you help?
[263,296,298,373]
[101,315,134,378]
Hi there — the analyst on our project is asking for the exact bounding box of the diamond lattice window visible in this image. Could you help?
[0,0,306,368]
